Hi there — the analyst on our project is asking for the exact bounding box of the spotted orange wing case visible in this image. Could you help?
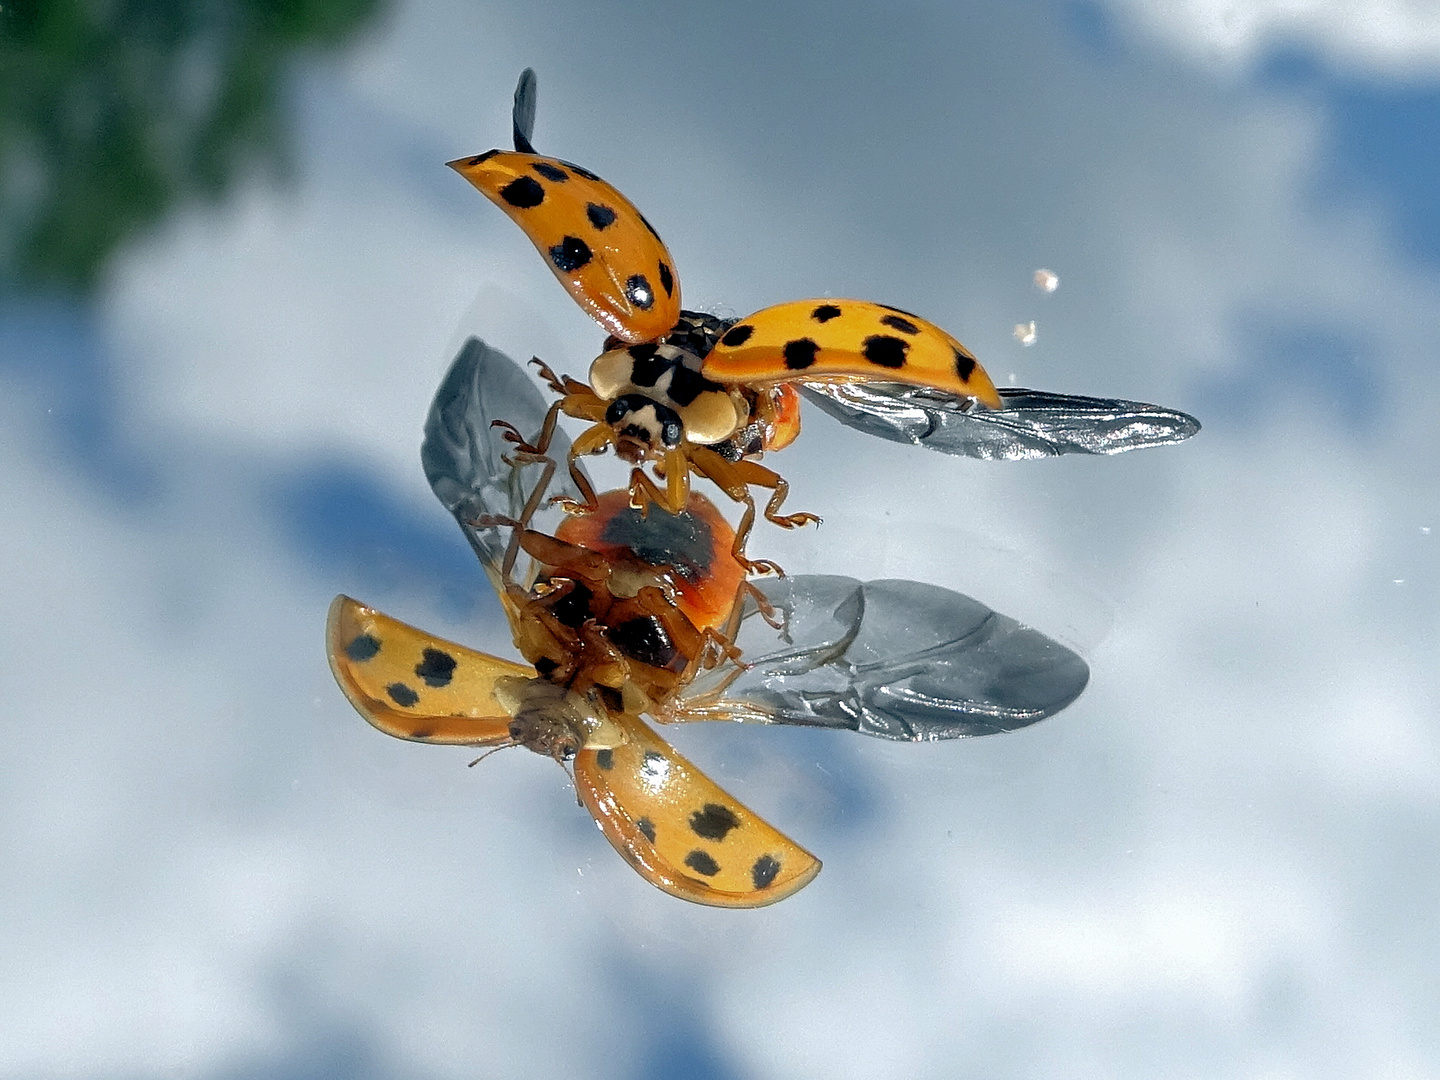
[702,298,1002,408]
[574,717,820,908]
[326,597,821,908]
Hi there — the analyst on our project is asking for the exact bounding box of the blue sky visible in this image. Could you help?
[3,1,1440,1078]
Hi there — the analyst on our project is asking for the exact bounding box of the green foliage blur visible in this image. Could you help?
[0,0,383,295]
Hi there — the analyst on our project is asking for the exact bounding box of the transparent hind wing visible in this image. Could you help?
[511,68,538,154]
[675,575,1090,741]
[421,336,590,585]
[799,382,1200,460]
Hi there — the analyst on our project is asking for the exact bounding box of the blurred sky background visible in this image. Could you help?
[4,1,1440,1077]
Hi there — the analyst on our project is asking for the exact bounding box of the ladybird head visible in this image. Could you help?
[508,713,582,762]
[605,394,684,460]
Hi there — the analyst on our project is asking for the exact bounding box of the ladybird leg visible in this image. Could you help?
[690,581,771,667]
[699,452,820,534]
[685,448,797,576]
[552,425,613,516]
[572,620,630,694]
[469,451,559,580]
[508,586,584,682]
[559,389,609,425]
[624,463,689,518]
[635,585,706,659]
[730,578,783,633]
[660,448,691,513]
[518,530,614,587]
[526,359,609,426]
[492,400,563,458]
[529,356,592,399]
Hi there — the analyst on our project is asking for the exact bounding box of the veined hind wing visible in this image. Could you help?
[673,575,1089,741]
[800,382,1199,460]
[421,336,591,593]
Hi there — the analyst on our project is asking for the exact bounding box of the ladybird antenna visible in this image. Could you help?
[468,742,518,768]
[513,68,538,154]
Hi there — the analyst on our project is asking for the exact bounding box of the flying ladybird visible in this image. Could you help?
[327,478,821,908]
[326,337,1097,906]
[447,70,1198,564]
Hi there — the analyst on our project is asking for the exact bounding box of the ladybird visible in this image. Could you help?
[449,70,1198,563]
[328,587,821,908]
[328,478,822,907]
[326,336,1100,905]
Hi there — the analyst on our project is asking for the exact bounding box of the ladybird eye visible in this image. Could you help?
[604,396,636,425]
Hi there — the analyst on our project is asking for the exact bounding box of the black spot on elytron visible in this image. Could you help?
[637,817,656,843]
[752,854,781,888]
[531,161,569,182]
[557,159,600,181]
[689,803,740,841]
[414,648,456,688]
[658,260,674,297]
[625,274,654,310]
[684,850,721,877]
[637,211,663,241]
[585,202,616,229]
[879,303,921,320]
[783,338,820,370]
[500,176,545,209]
[462,149,500,167]
[628,342,659,363]
[880,313,920,335]
[595,748,614,770]
[345,634,380,662]
[811,303,842,323]
[386,682,419,708]
[534,656,558,678]
[954,348,977,381]
[410,728,434,740]
[862,334,908,368]
[720,324,754,348]
[549,236,592,273]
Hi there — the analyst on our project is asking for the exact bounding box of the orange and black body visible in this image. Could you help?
[447,71,1002,567]
[503,490,749,713]
[326,480,821,908]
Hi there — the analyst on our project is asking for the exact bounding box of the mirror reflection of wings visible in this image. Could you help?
[422,337,1090,740]
[673,575,1089,741]
[800,382,1200,460]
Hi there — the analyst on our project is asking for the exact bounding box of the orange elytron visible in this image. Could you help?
[448,70,1001,566]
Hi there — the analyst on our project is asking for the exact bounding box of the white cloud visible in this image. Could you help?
[1102,0,1440,75]
[9,0,1440,1076]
